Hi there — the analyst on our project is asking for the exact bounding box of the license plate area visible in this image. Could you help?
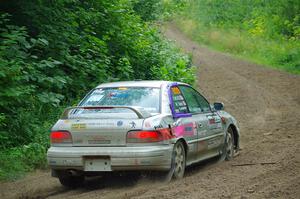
[84,156,112,171]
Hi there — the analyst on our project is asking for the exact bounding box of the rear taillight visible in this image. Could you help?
[50,131,72,144]
[127,129,174,143]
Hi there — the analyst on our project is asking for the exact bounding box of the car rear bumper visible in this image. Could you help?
[47,145,173,172]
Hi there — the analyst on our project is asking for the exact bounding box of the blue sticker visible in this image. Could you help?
[185,126,193,132]
[117,121,123,127]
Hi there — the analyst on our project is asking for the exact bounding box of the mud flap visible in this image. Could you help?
[164,159,175,182]
[51,169,59,177]
[218,146,226,162]
[218,136,227,163]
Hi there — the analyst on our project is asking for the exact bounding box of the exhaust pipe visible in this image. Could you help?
[68,169,78,176]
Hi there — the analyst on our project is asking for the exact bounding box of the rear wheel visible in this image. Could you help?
[58,172,85,188]
[165,141,186,181]
[173,142,186,178]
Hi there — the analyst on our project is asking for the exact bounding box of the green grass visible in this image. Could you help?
[0,143,48,181]
[171,0,300,75]
[174,18,300,74]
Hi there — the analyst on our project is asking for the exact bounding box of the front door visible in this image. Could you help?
[178,85,224,158]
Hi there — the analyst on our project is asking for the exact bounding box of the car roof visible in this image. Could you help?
[96,80,176,88]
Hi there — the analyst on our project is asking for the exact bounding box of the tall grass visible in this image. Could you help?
[173,0,300,74]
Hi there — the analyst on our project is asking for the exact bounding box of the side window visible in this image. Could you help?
[179,85,211,113]
[179,86,202,113]
[195,91,211,112]
[171,86,188,113]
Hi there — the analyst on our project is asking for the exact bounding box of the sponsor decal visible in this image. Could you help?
[184,126,193,132]
[215,117,221,123]
[171,87,181,95]
[87,122,114,126]
[73,139,83,144]
[108,92,129,98]
[209,118,216,124]
[63,120,70,124]
[173,123,195,137]
[62,159,76,165]
[71,123,86,129]
[117,120,123,127]
[130,121,136,128]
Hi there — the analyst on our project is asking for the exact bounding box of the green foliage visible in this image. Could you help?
[132,0,188,21]
[0,0,195,180]
[161,0,189,19]
[133,0,163,21]
[0,143,47,180]
[174,0,300,74]
[152,40,196,85]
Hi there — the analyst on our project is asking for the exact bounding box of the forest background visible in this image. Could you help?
[0,0,299,180]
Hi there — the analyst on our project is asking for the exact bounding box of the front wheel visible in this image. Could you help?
[225,127,235,161]
[219,127,235,162]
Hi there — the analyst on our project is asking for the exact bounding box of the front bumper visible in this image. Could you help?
[47,145,173,171]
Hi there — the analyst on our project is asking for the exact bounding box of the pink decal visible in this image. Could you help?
[173,125,185,136]
[173,123,196,137]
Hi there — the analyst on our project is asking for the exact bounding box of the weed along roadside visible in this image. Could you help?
[173,0,300,74]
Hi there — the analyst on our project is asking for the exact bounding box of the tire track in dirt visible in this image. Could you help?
[1,23,299,199]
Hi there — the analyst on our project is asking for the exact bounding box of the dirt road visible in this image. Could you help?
[1,24,300,199]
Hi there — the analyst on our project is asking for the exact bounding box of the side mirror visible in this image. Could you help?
[213,102,224,111]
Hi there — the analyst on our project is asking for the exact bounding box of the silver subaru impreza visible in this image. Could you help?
[47,80,240,187]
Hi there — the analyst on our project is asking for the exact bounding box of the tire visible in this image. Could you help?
[225,127,235,161]
[165,141,186,181]
[58,174,84,188]
[219,127,235,162]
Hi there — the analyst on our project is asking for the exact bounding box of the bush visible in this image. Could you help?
[0,0,196,180]
[0,142,47,181]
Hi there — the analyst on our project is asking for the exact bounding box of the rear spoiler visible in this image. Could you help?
[61,106,152,119]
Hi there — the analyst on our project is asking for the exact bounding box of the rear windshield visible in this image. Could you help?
[80,87,160,113]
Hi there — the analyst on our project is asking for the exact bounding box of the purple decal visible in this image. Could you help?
[167,82,192,119]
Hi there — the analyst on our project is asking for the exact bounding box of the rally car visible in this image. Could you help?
[47,80,240,187]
